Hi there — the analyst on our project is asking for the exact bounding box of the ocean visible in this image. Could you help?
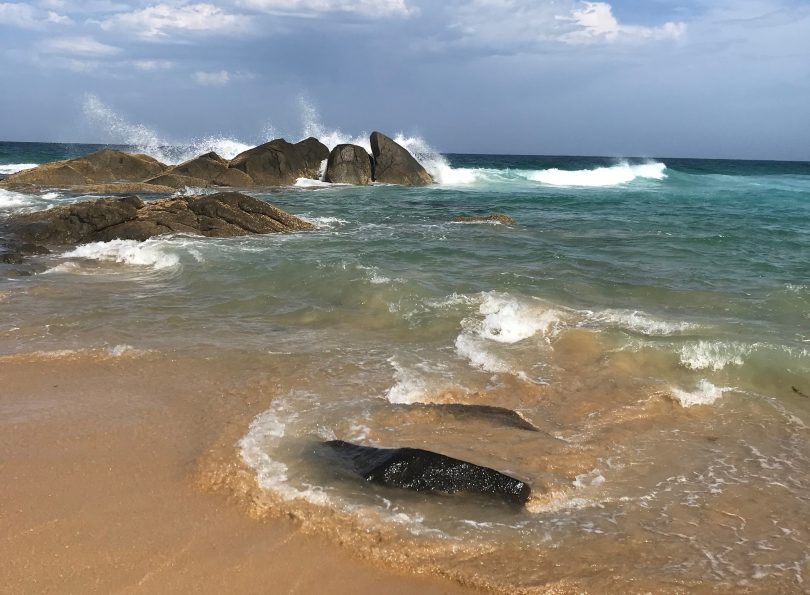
[1,138,809,592]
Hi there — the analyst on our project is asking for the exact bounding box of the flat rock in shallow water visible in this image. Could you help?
[1,191,314,246]
[398,403,540,432]
[453,214,516,224]
[317,440,531,506]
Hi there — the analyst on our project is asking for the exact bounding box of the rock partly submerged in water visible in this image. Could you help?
[396,403,540,432]
[453,214,516,225]
[1,191,314,246]
[228,138,329,186]
[0,132,435,191]
[317,440,531,506]
[324,144,373,185]
[370,131,434,186]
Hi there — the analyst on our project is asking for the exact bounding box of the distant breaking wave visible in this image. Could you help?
[527,162,667,187]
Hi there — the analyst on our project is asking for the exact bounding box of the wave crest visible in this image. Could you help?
[528,162,667,187]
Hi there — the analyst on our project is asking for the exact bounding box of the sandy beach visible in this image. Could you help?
[0,352,469,594]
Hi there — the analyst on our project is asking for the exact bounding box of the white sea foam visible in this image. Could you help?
[60,239,182,270]
[0,188,31,208]
[528,162,667,187]
[0,163,38,175]
[40,191,61,200]
[240,402,331,506]
[679,341,751,371]
[589,309,698,336]
[478,293,562,344]
[385,359,429,404]
[454,333,510,374]
[82,94,252,164]
[300,215,349,228]
[671,379,730,407]
[294,177,334,188]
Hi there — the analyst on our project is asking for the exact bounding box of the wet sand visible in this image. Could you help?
[0,353,470,595]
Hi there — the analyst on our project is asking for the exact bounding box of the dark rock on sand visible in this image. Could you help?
[317,440,531,506]
[369,131,433,186]
[229,137,328,186]
[2,191,314,246]
[453,214,516,225]
[324,144,373,185]
[0,149,167,190]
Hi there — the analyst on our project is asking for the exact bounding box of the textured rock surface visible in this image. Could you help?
[324,144,373,185]
[228,138,328,185]
[2,192,314,246]
[0,149,168,190]
[453,214,516,224]
[317,440,531,505]
[169,152,229,182]
[370,132,433,186]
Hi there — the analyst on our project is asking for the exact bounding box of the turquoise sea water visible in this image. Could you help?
[2,141,809,592]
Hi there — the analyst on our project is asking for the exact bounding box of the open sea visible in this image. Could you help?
[2,137,809,592]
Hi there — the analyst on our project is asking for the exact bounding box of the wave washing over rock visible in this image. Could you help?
[1,115,809,594]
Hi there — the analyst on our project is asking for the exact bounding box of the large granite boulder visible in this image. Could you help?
[369,132,433,186]
[324,144,373,185]
[1,192,314,246]
[317,440,531,506]
[228,137,328,185]
[169,152,229,182]
[0,149,168,190]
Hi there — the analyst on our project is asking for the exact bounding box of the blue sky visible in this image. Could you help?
[1,0,808,159]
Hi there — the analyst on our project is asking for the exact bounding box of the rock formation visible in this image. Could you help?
[453,214,516,224]
[0,132,436,191]
[370,131,433,186]
[228,138,328,186]
[0,149,167,190]
[317,440,531,506]
[324,144,373,185]
[1,191,314,246]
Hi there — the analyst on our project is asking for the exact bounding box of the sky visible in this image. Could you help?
[0,0,809,160]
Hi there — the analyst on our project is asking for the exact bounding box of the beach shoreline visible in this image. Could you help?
[0,352,470,595]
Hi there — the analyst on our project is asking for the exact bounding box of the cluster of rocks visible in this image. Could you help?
[0,192,314,249]
[0,131,433,193]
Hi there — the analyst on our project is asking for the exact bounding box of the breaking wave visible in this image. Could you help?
[0,163,38,175]
[55,238,202,271]
[527,162,667,187]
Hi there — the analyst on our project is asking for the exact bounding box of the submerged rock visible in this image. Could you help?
[453,214,516,225]
[398,403,540,432]
[370,132,433,186]
[317,440,531,506]
[1,191,314,246]
[324,144,373,185]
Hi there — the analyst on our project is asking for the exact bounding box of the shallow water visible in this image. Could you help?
[2,143,809,592]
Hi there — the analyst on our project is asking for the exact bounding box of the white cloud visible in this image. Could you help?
[239,0,413,17]
[99,3,252,38]
[193,69,230,86]
[133,59,174,70]
[44,36,121,56]
[0,2,71,28]
[442,0,685,53]
[561,2,686,44]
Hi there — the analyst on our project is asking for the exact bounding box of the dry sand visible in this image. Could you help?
[0,352,471,594]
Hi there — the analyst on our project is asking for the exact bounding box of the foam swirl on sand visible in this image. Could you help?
[670,379,731,407]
